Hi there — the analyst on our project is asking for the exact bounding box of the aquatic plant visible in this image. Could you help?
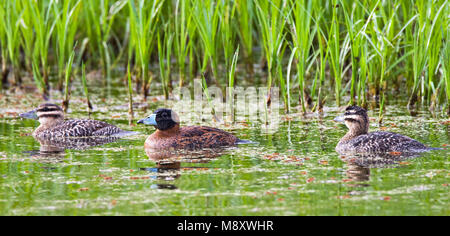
[0,0,447,117]
[128,0,164,100]
[26,0,56,97]
[444,29,450,115]
[290,0,314,113]
[235,0,255,72]
[219,0,237,84]
[157,30,173,99]
[84,0,126,79]
[0,5,7,88]
[173,0,192,87]
[409,0,448,112]
[326,0,343,108]
[127,62,134,124]
[254,0,288,106]
[228,46,240,105]
[53,0,81,91]
[62,50,75,112]
[81,63,93,115]
[0,0,22,86]
[191,0,222,87]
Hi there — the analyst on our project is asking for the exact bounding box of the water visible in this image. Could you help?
[0,78,448,216]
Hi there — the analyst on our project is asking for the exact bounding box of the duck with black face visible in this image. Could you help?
[334,106,434,154]
[138,108,243,150]
[20,103,136,138]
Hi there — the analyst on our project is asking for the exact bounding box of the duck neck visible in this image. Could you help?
[339,126,368,144]
[34,117,64,135]
[154,123,180,138]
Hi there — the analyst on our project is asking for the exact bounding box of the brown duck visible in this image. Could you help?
[137,108,248,150]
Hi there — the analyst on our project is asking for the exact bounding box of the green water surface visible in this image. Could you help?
[0,79,448,216]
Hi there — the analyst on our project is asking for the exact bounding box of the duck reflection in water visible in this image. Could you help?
[25,135,122,162]
[340,152,424,186]
[143,147,229,190]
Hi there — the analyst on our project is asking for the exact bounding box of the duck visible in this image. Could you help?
[334,106,436,154]
[20,103,136,138]
[137,108,246,150]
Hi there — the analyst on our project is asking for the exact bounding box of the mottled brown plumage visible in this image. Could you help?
[35,135,121,150]
[20,103,135,138]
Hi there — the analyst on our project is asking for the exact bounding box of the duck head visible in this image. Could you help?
[334,106,369,135]
[138,108,180,131]
[20,103,64,125]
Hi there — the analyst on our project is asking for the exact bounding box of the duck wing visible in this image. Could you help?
[176,126,238,149]
[348,131,428,153]
[54,119,124,137]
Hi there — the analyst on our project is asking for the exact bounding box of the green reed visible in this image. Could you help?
[81,63,92,115]
[18,1,35,74]
[226,46,240,120]
[0,3,8,88]
[290,0,314,113]
[326,0,342,107]
[444,24,450,114]
[62,51,75,112]
[27,0,55,97]
[254,0,288,106]
[0,0,22,86]
[31,61,45,97]
[0,0,447,117]
[357,42,368,108]
[219,0,237,83]
[192,0,221,86]
[84,0,126,79]
[228,46,240,100]
[235,0,255,72]
[370,0,397,120]
[173,0,191,87]
[339,0,361,106]
[128,0,163,99]
[276,43,288,112]
[157,31,173,99]
[286,47,297,113]
[422,0,447,109]
[310,0,327,112]
[406,1,445,110]
[127,63,134,123]
[53,0,81,91]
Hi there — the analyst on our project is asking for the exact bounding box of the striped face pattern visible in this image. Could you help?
[342,106,370,135]
[36,103,64,120]
[343,106,368,125]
